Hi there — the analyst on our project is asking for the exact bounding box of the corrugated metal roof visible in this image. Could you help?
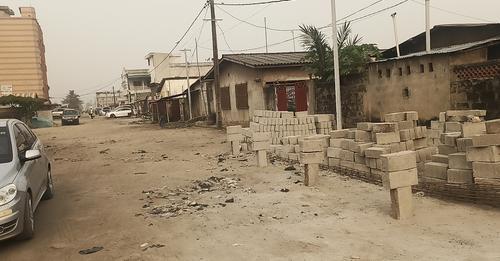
[374,37,500,63]
[222,52,309,68]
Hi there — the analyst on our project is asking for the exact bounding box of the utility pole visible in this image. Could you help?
[180,49,193,120]
[126,74,132,104]
[425,0,431,52]
[391,12,401,57]
[196,38,209,117]
[209,0,222,128]
[330,0,342,130]
[112,85,117,106]
[264,17,269,53]
[291,30,296,52]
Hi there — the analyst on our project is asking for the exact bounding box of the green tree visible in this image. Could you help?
[62,90,83,110]
[0,95,44,123]
[300,22,380,82]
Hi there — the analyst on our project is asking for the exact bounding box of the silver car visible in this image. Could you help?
[0,119,54,241]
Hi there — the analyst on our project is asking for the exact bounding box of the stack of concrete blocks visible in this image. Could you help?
[328,129,373,174]
[423,110,488,184]
[226,125,243,156]
[247,131,272,167]
[468,119,500,185]
[313,114,336,135]
[299,139,324,186]
[251,110,317,145]
[277,135,302,161]
[304,134,331,165]
[380,151,418,220]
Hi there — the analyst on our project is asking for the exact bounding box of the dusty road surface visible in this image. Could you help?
[1,117,500,261]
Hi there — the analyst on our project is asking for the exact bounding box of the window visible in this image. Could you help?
[420,64,425,73]
[220,86,231,110]
[132,80,142,87]
[406,66,411,75]
[13,125,29,154]
[428,63,434,72]
[0,127,13,163]
[378,70,383,79]
[16,123,36,148]
[402,87,411,99]
[386,69,391,78]
[235,83,249,109]
[398,68,403,76]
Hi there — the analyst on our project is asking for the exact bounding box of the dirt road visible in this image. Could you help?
[1,117,499,260]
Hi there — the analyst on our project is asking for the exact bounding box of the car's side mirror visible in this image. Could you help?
[22,150,42,162]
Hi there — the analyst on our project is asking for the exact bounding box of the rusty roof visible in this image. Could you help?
[221,52,309,68]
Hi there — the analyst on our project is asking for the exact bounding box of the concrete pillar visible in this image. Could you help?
[390,186,413,220]
[231,141,240,156]
[304,163,319,186]
[257,150,267,167]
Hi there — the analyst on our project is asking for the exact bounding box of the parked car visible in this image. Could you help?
[101,107,111,116]
[51,108,64,119]
[106,107,132,118]
[61,109,80,126]
[0,119,54,241]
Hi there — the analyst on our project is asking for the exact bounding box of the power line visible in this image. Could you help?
[217,23,234,53]
[215,0,291,6]
[337,0,385,22]
[410,0,497,23]
[217,5,295,32]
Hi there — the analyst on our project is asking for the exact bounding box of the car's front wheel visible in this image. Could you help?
[42,168,54,200]
[18,194,35,240]
[110,114,116,118]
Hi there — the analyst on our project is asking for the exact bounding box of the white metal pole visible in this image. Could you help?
[425,0,431,52]
[391,12,401,57]
[195,38,209,117]
[181,49,193,120]
[330,0,342,130]
[264,17,269,53]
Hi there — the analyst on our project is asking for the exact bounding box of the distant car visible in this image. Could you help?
[51,108,64,119]
[61,109,80,126]
[106,108,132,118]
[101,107,111,116]
[0,119,54,241]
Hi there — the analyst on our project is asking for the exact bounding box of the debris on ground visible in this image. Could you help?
[280,188,290,193]
[284,166,296,171]
[78,246,104,255]
[140,243,166,251]
[133,150,147,154]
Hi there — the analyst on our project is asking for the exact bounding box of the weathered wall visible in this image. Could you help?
[450,78,500,120]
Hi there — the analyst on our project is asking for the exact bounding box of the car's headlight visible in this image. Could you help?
[0,184,17,206]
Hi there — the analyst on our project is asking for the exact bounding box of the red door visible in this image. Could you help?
[295,81,308,112]
[276,86,288,111]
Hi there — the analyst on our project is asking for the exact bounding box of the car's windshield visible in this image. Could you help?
[63,110,79,116]
[0,127,13,164]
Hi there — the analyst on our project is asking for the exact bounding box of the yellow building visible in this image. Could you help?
[0,6,49,100]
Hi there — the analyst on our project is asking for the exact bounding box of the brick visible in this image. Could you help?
[432,154,449,164]
[357,122,373,131]
[299,140,323,153]
[466,146,500,162]
[445,122,462,133]
[382,168,418,190]
[355,130,372,142]
[447,169,474,184]
[486,119,500,134]
[414,138,428,150]
[380,151,417,172]
[471,134,500,147]
[327,147,342,158]
[328,158,340,167]
[424,162,448,179]
[472,162,500,179]
[300,152,324,164]
[385,112,406,122]
[448,153,472,170]
[390,186,413,220]
[376,132,401,145]
[438,145,458,155]
[330,129,348,139]
[461,122,486,137]
[365,147,390,158]
[457,138,473,152]
[372,123,399,133]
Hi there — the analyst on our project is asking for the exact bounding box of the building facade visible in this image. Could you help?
[121,68,151,104]
[0,6,49,99]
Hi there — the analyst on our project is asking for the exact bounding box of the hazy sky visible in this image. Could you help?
[3,0,499,103]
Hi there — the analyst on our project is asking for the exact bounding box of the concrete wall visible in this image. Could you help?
[0,7,49,99]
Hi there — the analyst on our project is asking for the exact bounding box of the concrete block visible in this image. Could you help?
[405,111,419,121]
[409,128,416,140]
[327,147,342,158]
[380,151,417,172]
[330,129,348,139]
[231,141,241,155]
[462,122,486,137]
[340,160,354,169]
[472,162,500,179]
[328,158,341,167]
[414,127,423,139]
[466,146,500,162]
[383,168,418,190]
[429,129,443,139]
[385,112,406,122]
[252,141,270,151]
[365,147,391,158]
[432,154,449,164]
[448,153,472,170]
[252,132,271,142]
[447,169,474,184]
[357,122,373,131]
[390,186,413,220]
[474,178,500,185]
[406,140,415,151]
[348,139,361,152]
[371,169,384,178]
[444,132,461,147]
[372,123,399,133]
[439,112,446,122]
[399,142,407,151]
[471,134,500,147]
[300,152,324,164]
[341,139,351,150]
[447,110,486,117]
[457,138,473,152]
[399,129,412,141]
[421,176,447,183]
[299,140,323,153]
[304,163,319,186]
[355,130,372,142]
[257,150,267,167]
[295,111,308,118]
[424,162,448,179]
[414,138,428,150]
[288,153,300,161]
[347,129,356,139]
[390,143,401,153]
[341,150,355,162]
[486,119,500,134]
[354,153,365,164]
[227,125,242,134]
[445,122,462,133]
[431,121,445,131]
[376,132,401,145]
[438,145,458,155]
[352,142,374,156]
[227,133,243,142]
[330,138,344,148]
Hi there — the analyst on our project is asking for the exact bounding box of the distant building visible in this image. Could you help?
[121,68,151,103]
[145,52,212,97]
[96,90,124,107]
[0,6,49,99]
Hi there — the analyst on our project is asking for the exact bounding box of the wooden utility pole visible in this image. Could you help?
[209,0,222,128]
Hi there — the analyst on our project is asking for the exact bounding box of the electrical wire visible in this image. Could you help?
[410,0,497,23]
[217,23,234,53]
[215,0,291,6]
[217,5,295,32]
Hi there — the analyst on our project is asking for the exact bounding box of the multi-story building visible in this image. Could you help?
[96,90,125,108]
[121,68,151,103]
[0,6,49,99]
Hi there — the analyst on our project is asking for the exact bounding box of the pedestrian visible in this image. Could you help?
[89,107,95,119]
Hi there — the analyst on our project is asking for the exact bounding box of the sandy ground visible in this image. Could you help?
[0,117,500,261]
